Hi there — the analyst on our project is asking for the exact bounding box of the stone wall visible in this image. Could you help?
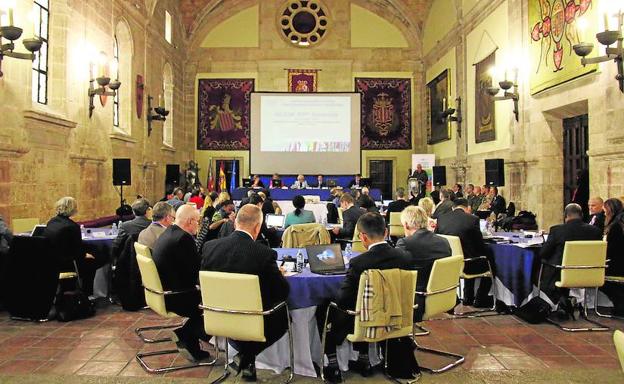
[0,0,191,227]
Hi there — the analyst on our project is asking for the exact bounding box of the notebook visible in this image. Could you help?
[306,243,347,275]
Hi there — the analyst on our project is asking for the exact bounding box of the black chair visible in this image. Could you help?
[326,203,339,224]
[1,236,58,321]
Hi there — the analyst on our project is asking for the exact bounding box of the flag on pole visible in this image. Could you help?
[230,161,237,192]
[207,159,214,191]
[218,161,226,192]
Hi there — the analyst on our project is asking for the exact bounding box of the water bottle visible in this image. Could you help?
[296,250,305,273]
[117,220,123,235]
[345,242,352,257]
[80,224,86,238]
[111,222,117,235]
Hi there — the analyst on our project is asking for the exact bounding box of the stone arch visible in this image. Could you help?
[114,18,134,134]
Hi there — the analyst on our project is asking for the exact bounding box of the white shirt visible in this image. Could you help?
[367,241,387,250]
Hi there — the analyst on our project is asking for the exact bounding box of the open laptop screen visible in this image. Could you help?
[265,214,285,228]
[306,243,346,273]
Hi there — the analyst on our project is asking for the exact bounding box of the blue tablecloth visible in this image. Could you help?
[231,188,382,201]
[489,243,539,306]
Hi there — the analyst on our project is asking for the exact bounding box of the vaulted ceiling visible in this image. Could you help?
[179,0,435,39]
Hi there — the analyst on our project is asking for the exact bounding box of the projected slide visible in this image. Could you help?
[250,92,361,175]
[260,96,351,152]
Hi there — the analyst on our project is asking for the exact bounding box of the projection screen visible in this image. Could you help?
[250,92,361,175]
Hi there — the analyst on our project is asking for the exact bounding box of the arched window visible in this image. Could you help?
[163,62,173,147]
[114,20,133,135]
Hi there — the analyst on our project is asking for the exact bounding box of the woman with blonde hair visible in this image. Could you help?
[214,191,231,210]
[418,197,437,231]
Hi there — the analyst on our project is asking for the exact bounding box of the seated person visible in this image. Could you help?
[291,174,309,189]
[0,214,13,260]
[209,200,235,233]
[152,205,210,362]
[540,204,602,317]
[435,198,495,307]
[431,189,454,220]
[269,173,282,189]
[167,187,186,211]
[322,213,411,382]
[251,175,265,189]
[331,193,365,240]
[417,197,436,231]
[284,195,316,229]
[195,198,217,253]
[188,189,205,209]
[396,206,451,320]
[201,205,289,381]
[587,197,605,232]
[138,202,175,249]
[43,197,109,296]
[385,187,410,222]
[312,175,326,189]
[357,194,378,213]
[489,186,506,216]
[348,174,362,189]
[242,194,281,247]
[601,198,624,315]
[112,198,152,261]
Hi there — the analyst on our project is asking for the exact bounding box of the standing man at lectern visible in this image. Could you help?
[409,164,428,199]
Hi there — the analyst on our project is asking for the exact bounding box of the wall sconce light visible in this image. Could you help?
[573,8,624,92]
[0,5,42,78]
[88,52,121,118]
[440,97,463,137]
[487,69,519,122]
[147,95,168,136]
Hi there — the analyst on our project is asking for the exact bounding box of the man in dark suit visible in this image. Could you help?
[539,203,603,312]
[348,174,362,189]
[396,206,451,321]
[587,197,606,233]
[430,186,441,205]
[312,174,327,189]
[385,187,410,223]
[152,205,209,363]
[201,204,289,381]
[331,193,365,240]
[436,198,495,307]
[112,198,152,261]
[323,213,411,382]
[431,189,454,220]
[489,186,506,216]
[409,164,428,199]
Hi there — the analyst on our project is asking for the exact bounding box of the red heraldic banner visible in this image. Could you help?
[287,69,318,93]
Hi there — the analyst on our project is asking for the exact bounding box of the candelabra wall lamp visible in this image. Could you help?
[573,8,624,92]
[0,6,42,78]
[440,97,463,137]
[88,51,121,118]
[487,68,519,122]
[147,95,168,136]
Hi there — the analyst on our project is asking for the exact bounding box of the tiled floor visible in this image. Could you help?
[0,304,621,381]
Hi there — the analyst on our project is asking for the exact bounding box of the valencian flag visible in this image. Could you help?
[218,161,226,192]
[230,161,237,192]
[206,159,215,191]
[287,69,318,93]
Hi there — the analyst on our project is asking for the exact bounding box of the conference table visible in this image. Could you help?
[231,187,383,201]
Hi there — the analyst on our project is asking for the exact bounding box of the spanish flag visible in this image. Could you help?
[218,161,226,192]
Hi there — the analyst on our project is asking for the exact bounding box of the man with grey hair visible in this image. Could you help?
[112,198,152,263]
[397,206,451,320]
[201,205,289,381]
[138,202,175,249]
[385,187,410,223]
[152,205,208,363]
[587,197,605,232]
[539,203,603,317]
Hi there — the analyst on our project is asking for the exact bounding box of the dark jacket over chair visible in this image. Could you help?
[201,230,289,356]
[44,215,84,269]
[539,218,603,303]
[396,229,451,320]
[112,216,151,262]
[151,225,201,317]
[338,205,365,239]
[385,200,410,223]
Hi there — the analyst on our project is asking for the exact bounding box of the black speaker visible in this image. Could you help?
[432,166,446,186]
[485,159,505,186]
[112,158,131,186]
[165,164,180,187]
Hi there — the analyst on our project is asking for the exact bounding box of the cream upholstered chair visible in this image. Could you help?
[199,271,294,384]
[595,276,624,320]
[413,255,465,373]
[320,269,419,383]
[538,240,609,332]
[12,218,39,233]
[337,208,344,225]
[615,330,624,372]
[135,254,216,373]
[438,234,497,316]
[133,243,184,343]
[350,225,367,253]
[281,223,331,248]
[388,212,405,238]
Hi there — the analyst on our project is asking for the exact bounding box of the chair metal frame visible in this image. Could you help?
[537,260,610,332]
[413,284,465,373]
[595,276,624,320]
[135,286,218,373]
[454,256,498,317]
[320,302,421,384]
[199,301,295,384]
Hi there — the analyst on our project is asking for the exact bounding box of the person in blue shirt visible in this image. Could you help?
[284,195,316,228]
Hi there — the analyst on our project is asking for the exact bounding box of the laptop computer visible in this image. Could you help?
[31,225,46,237]
[271,179,282,188]
[265,214,285,229]
[306,243,347,275]
[242,178,252,187]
